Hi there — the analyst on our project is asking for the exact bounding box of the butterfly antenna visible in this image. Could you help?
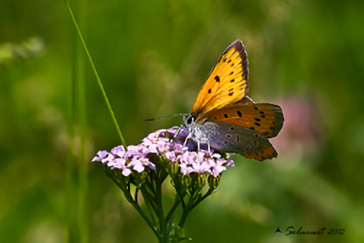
[144,113,187,122]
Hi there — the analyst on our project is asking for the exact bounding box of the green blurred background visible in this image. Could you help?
[1,0,364,242]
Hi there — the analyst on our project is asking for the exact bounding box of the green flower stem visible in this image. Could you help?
[178,200,195,228]
[145,179,158,200]
[140,188,158,226]
[165,195,180,228]
[178,207,190,229]
[140,187,158,210]
[108,174,161,241]
[132,202,161,241]
[190,187,214,211]
[140,188,159,226]
[64,0,126,148]
[178,185,214,228]
[172,175,187,208]
[155,167,168,242]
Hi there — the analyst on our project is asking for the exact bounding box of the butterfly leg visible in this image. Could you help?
[199,137,210,153]
[172,124,188,143]
[183,131,192,148]
[173,126,182,140]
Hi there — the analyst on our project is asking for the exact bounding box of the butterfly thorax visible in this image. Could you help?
[182,113,205,140]
[183,113,218,151]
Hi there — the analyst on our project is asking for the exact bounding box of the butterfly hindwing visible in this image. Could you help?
[203,121,277,161]
[201,103,284,138]
[192,40,249,118]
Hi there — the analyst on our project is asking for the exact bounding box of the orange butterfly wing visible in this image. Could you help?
[244,146,278,161]
[192,40,249,119]
[201,103,284,138]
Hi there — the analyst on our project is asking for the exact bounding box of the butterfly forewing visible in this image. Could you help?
[201,103,284,138]
[192,40,249,118]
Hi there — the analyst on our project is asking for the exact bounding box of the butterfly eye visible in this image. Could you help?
[183,114,194,125]
[186,116,193,125]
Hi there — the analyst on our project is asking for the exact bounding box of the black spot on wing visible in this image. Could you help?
[228,88,234,96]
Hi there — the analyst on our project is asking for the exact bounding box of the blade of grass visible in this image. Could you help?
[65,36,76,243]
[74,1,88,242]
[65,0,88,242]
[64,0,127,148]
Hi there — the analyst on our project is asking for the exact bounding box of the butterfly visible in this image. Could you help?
[182,40,284,161]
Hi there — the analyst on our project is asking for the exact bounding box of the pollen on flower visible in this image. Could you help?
[92,126,234,178]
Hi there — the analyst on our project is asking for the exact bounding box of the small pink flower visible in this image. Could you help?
[92,150,109,162]
[92,127,234,177]
[110,145,126,157]
[180,163,195,175]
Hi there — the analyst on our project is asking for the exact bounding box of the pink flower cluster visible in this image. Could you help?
[92,127,234,177]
